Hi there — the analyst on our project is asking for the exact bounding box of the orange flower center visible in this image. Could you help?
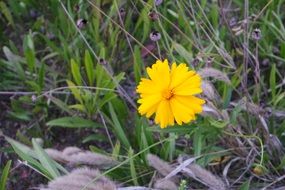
[163,89,174,100]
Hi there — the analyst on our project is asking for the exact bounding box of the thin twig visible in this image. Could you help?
[99,112,114,149]
[242,0,249,96]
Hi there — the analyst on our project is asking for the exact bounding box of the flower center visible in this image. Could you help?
[163,89,174,100]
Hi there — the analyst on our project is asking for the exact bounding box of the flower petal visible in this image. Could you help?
[138,93,161,116]
[170,96,195,125]
[136,78,161,94]
[146,59,170,90]
[174,95,205,113]
[154,100,174,128]
[170,63,195,89]
[173,74,202,96]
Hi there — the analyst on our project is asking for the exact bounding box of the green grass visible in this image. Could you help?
[0,0,285,189]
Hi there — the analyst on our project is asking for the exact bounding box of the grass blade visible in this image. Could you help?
[70,59,83,86]
[108,102,130,148]
[46,117,99,128]
[0,160,12,190]
[84,50,95,86]
[32,138,60,179]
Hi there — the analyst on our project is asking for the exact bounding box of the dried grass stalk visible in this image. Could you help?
[147,154,174,177]
[41,167,116,190]
[68,152,117,167]
[62,146,82,155]
[202,102,223,120]
[45,148,69,163]
[45,146,118,168]
[185,164,226,190]
[201,81,220,101]
[147,154,179,183]
[154,179,178,190]
[198,68,231,84]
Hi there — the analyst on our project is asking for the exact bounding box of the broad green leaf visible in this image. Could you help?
[47,117,99,128]
[84,50,95,86]
[70,59,82,86]
[48,96,73,115]
[23,34,36,72]
[3,46,25,80]
[32,139,60,179]
[5,137,52,179]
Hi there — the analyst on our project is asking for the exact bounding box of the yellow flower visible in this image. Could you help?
[136,59,205,128]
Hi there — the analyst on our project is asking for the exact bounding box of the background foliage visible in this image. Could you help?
[0,0,285,189]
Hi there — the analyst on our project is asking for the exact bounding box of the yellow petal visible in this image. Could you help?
[136,78,160,94]
[174,95,205,113]
[170,63,195,89]
[146,59,170,90]
[154,100,174,128]
[170,96,195,125]
[173,74,202,96]
[138,93,161,116]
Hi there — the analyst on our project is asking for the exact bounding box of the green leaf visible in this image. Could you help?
[173,42,193,62]
[0,160,11,190]
[128,148,138,186]
[23,34,36,72]
[270,64,276,101]
[5,137,52,179]
[5,137,67,179]
[3,46,26,80]
[98,93,117,109]
[32,139,60,179]
[26,81,41,92]
[47,117,99,128]
[208,117,229,128]
[69,104,86,112]
[48,96,73,115]
[66,80,83,103]
[38,63,45,90]
[239,180,250,190]
[108,103,130,148]
[133,45,142,84]
[112,141,121,160]
[8,111,31,121]
[84,50,95,86]
[70,59,82,86]
[0,2,15,28]
[83,134,107,143]
[193,127,202,156]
